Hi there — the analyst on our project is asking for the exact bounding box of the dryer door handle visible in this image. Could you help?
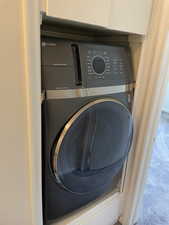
[72,44,82,86]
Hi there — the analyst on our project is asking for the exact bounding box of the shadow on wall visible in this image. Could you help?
[163,83,169,113]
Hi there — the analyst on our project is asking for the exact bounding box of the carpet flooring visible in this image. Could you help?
[138,114,169,225]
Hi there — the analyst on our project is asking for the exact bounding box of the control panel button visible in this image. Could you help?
[92,56,106,74]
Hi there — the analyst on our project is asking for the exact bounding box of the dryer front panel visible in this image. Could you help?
[51,98,133,194]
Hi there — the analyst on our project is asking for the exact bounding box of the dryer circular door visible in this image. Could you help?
[52,98,133,194]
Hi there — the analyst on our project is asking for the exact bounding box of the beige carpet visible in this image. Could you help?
[138,114,169,225]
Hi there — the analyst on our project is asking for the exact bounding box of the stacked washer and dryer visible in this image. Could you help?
[41,34,134,224]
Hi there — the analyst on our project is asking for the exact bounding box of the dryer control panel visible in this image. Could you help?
[41,38,134,90]
[80,44,133,88]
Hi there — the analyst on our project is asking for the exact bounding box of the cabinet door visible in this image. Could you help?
[45,0,111,27]
[109,0,153,35]
[44,0,153,35]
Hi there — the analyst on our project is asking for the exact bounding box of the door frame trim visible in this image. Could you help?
[120,1,169,224]
[22,1,42,225]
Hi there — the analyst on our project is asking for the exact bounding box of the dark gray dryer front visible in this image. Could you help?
[41,38,134,225]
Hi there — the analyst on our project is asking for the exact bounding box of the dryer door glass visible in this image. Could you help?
[52,99,133,194]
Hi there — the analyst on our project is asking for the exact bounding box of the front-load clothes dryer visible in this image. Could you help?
[41,38,134,225]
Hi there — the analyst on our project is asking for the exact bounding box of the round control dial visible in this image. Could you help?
[92,56,106,74]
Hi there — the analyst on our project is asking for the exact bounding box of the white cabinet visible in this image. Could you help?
[44,0,112,27]
[43,0,153,35]
[109,0,153,35]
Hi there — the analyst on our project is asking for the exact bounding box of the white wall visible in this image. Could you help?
[0,1,32,225]
[163,82,169,113]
